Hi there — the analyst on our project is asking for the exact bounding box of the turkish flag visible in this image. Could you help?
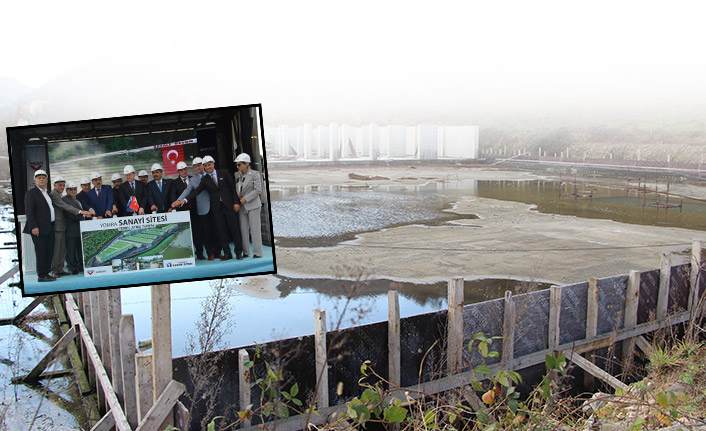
[162,145,184,175]
[127,196,140,212]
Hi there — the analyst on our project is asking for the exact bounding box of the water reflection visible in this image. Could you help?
[122,276,550,357]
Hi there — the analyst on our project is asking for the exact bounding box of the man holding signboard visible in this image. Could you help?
[87,172,114,219]
[147,163,176,213]
[173,160,206,259]
[174,155,243,260]
[117,165,147,216]
[111,173,125,217]
[62,181,86,274]
[76,177,94,213]
[49,176,92,277]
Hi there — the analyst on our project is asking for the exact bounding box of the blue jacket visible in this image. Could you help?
[177,173,210,215]
[86,185,113,217]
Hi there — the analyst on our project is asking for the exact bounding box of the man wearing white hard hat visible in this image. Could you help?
[235,153,264,258]
[111,173,125,217]
[49,176,92,277]
[86,172,114,218]
[174,155,244,260]
[138,170,149,184]
[63,181,87,274]
[23,170,56,281]
[117,165,147,216]
[174,157,215,259]
[76,176,94,213]
[173,160,206,259]
[147,163,176,213]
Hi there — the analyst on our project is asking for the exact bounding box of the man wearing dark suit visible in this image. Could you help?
[173,161,205,259]
[76,177,94,213]
[175,155,243,260]
[117,165,147,216]
[111,173,126,217]
[86,172,114,218]
[62,181,87,274]
[147,163,176,213]
[23,170,56,282]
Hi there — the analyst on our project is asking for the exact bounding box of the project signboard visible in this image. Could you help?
[81,212,195,277]
[6,104,277,296]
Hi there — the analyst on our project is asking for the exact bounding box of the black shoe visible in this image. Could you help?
[38,275,56,282]
[196,254,205,260]
[71,270,81,275]
[221,254,233,261]
[57,271,71,276]
[236,253,245,260]
[242,254,249,258]
[253,255,262,259]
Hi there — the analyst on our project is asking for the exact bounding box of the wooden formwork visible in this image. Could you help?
[7,239,706,430]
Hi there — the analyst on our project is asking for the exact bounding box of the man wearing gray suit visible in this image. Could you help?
[49,176,91,277]
[174,157,220,260]
[62,181,86,274]
[235,153,264,258]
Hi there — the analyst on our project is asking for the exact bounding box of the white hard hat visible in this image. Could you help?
[234,153,251,163]
[34,169,47,178]
[53,175,65,184]
[111,173,122,182]
[202,155,215,164]
[138,170,149,177]
[151,163,163,172]
[123,164,135,174]
[192,157,203,165]
[80,176,90,185]
[176,161,188,170]
[66,181,77,189]
[90,171,102,180]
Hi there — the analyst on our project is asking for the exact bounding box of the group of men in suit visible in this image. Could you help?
[23,170,93,282]
[23,155,263,282]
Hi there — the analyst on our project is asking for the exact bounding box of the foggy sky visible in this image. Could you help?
[2,1,706,125]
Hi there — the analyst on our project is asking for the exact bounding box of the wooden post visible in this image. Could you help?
[98,290,112,379]
[623,271,641,364]
[584,277,599,388]
[689,240,702,313]
[238,349,252,428]
[151,284,173,430]
[135,352,154,423]
[108,289,124,405]
[548,285,562,350]
[120,314,139,429]
[501,291,515,364]
[388,290,401,388]
[447,277,464,374]
[657,253,671,319]
[314,309,329,409]
[90,290,105,410]
[81,291,93,385]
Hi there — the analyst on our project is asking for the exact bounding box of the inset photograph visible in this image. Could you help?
[7,104,276,296]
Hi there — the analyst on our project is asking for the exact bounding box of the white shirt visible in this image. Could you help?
[39,187,56,222]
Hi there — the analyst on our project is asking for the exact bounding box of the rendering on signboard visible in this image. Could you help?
[6,104,276,296]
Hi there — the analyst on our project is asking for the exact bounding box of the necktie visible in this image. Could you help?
[131,182,135,193]
[158,181,162,192]
[183,177,187,187]
[97,188,101,200]
[212,173,218,186]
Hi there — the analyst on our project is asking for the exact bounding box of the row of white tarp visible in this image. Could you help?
[266,124,479,160]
